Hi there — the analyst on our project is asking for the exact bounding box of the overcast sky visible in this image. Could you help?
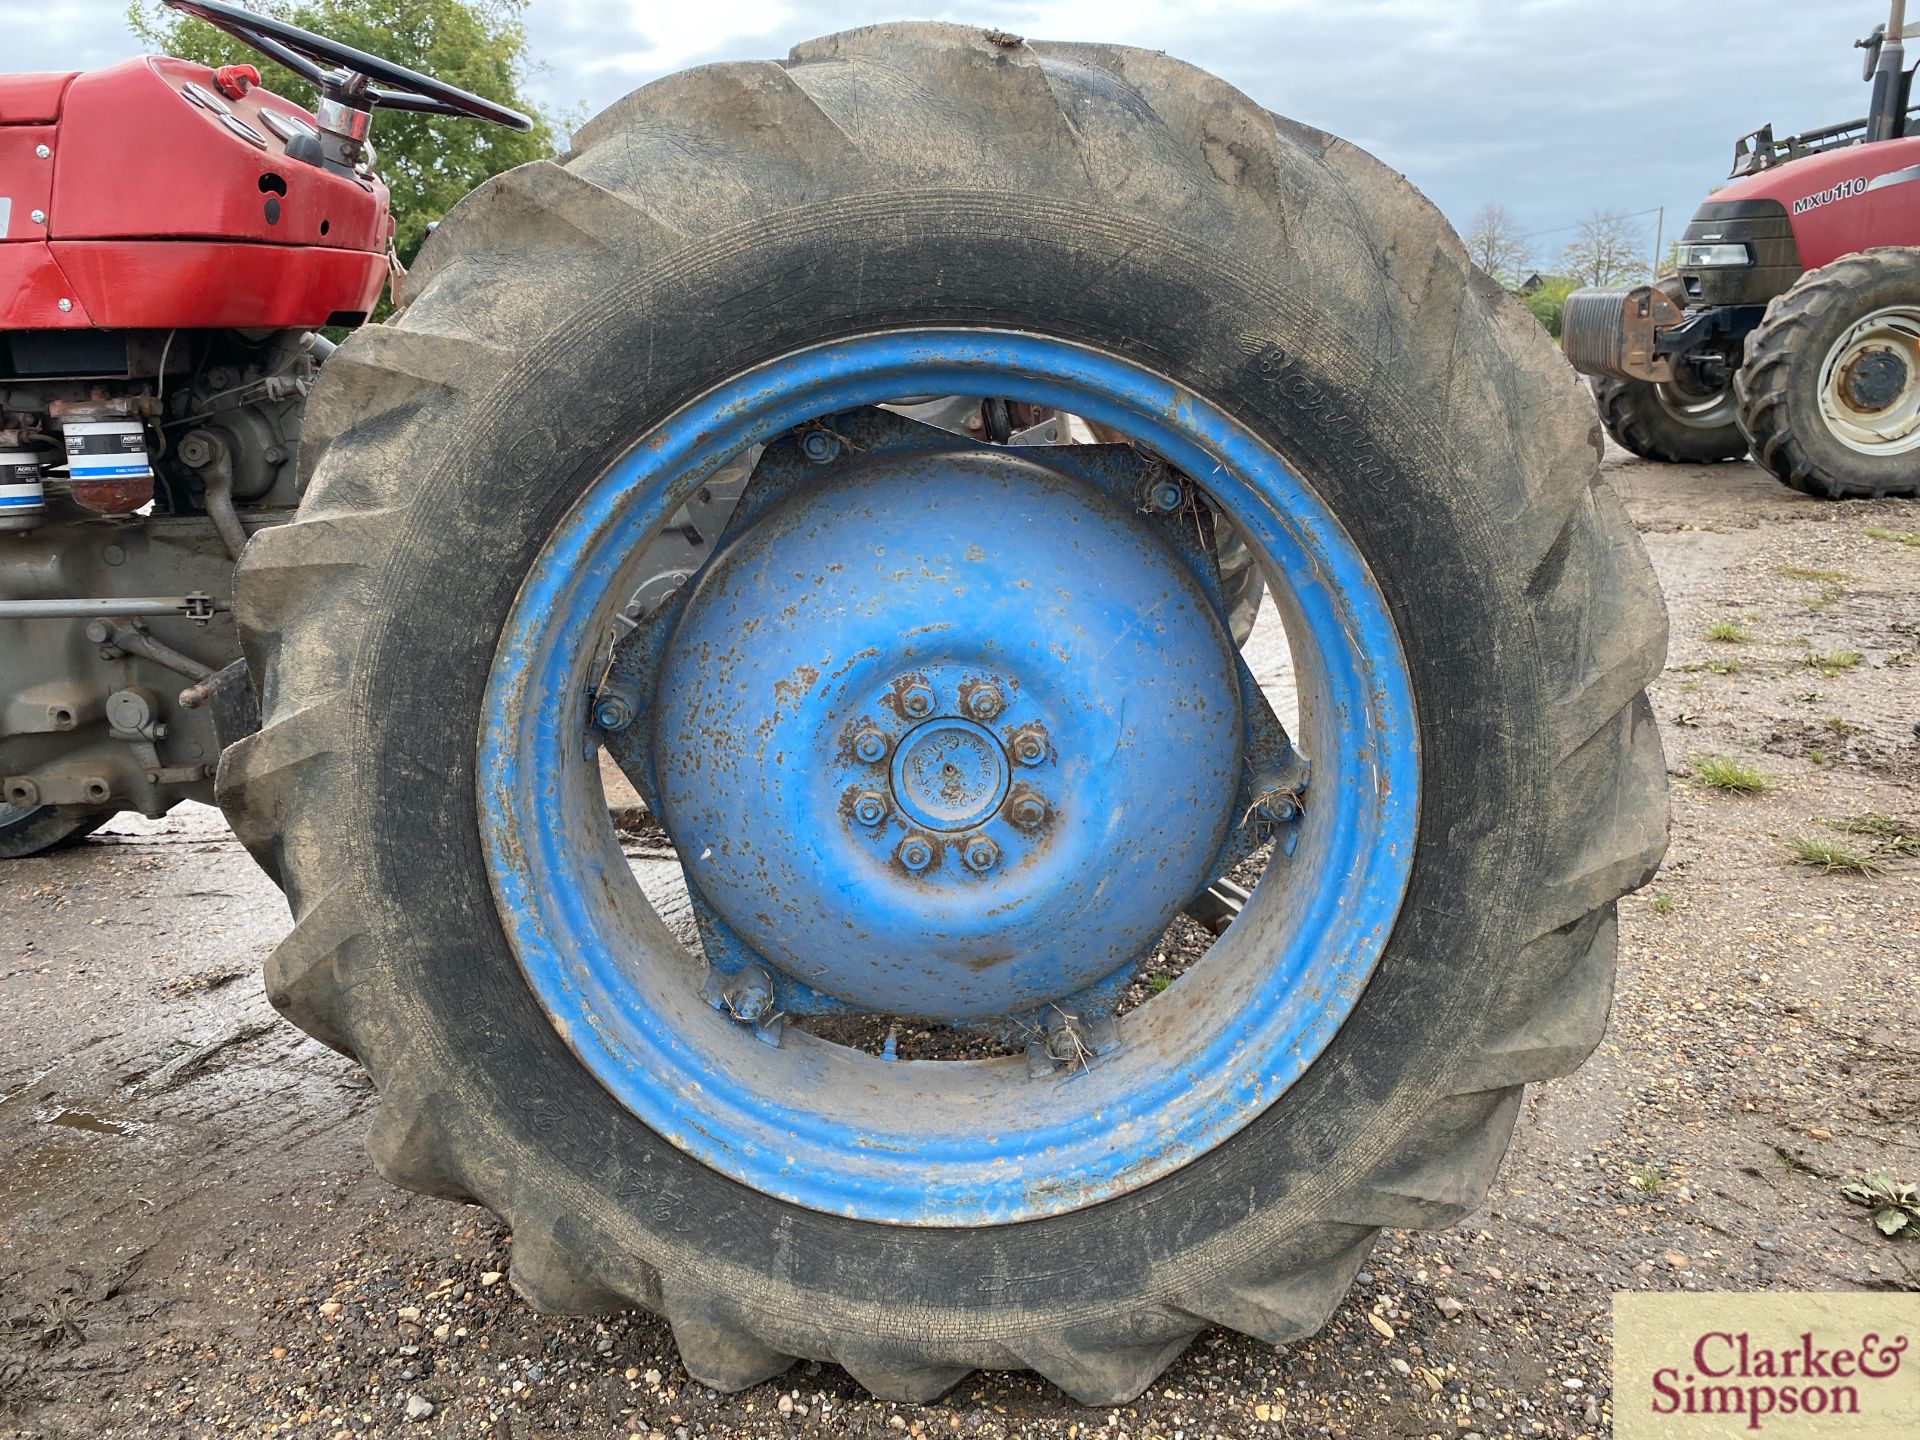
[3,1,1889,270]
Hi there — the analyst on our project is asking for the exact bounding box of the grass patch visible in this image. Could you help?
[1628,1164,1666,1195]
[1804,582,1846,613]
[1147,973,1175,995]
[1690,755,1770,794]
[1705,620,1750,643]
[1823,715,1861,736]
[1786,835,1883,875]
[1862,527,1920,548]
[1777,564,1846,582]
[1805,650,1862,676]
[1830,813,1920,858]
[1648,892,1676,915]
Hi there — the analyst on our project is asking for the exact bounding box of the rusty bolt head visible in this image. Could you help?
[593,692,635,732]
[1044,1024,1085,1063]
[1008,794,1047,830]
[800,429,841,463]
[1260,795,1299,824]
[901,683,935,718]
[1011,730,1047,766]
[1147,477,1184,513]
[897,835,934,872]
[177,433,214,468]
[962,837,999,873]
[852,791,889,827]
[965,685,1004,720]
[853,729,888,763]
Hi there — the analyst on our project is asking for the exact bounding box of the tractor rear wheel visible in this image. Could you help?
[222,25,1667,1404]
[1736,248,1920,499]
[1592,375,1749,464]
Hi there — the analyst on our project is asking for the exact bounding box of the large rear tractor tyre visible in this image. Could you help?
[1592,375,1749,464]
[1735,247,1920,499]
[221,25,1668,1404]
[0,802,111,860]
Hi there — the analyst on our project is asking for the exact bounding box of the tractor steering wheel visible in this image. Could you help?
[162,0,532,131]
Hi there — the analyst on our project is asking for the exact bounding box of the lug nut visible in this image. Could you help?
[897,835,934,872]
[853,791,889,827]
[853,728,888,763]
[901,683,935,718]
[800,429,841,464]
[966,685,1004,720]
[1008,794,1047,830]
[593,691,636,732]
[962,837,999,873]
[1146,477,1184,513]
[1011,730,1048,766]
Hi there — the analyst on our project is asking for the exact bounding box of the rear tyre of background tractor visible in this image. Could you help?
[1591,376,1749,464]
[0,803,110,860]
[1736,247,1920,499]
[223,25,1667,1403]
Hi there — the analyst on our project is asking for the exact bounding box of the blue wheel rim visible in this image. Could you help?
[479,330,1418,1226]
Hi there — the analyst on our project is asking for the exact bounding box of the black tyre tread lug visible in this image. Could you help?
[830,1343,973,1405]
[225,27,1673,1401]
[664,1294,798,1392]
[1525,693,1667,939]
[1338,1089,1524,1229]
[1530,483,1669,759]
[260,884,364,1055]
[214,693,346,873]
[296,326,511,494]
[1449,909,1615,1094]
[507,1215,635,1313]
[568,62,873,229]
[1735,247,1920,499]
[1169,1231,1374,1346]
[366,1078,474,1204]
[782,27,1096,200]
[400,160,677,308]
[1016,1324,1203,1406]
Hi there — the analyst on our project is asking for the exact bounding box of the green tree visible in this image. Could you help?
[127,0,558,269]
[1520,276,1578,340]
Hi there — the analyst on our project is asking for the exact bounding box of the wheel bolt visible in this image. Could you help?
[1008,794,1046,830]
[962,837,999,873]
[593,691,636,732]
[1146,476,1184,513]
[897,835,934,872]
[901,683,935,718]
[801,429,841,463]
[1010,730,1047,766]
[966,685,1004,720]
[853,728,888,763]
[853,791,889,827]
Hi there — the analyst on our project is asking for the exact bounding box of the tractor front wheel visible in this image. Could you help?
[1592,375,1749,464]
[222,24,1667,1404]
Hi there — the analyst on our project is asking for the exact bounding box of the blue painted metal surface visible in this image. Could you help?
[477,330,1419,1226]
[649,448,1242,1021]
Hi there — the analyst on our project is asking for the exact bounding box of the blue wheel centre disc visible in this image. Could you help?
[477,330,1419,1226]
[649,450,1243,1020]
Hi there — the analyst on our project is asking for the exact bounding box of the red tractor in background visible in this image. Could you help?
[1565,1,1920,498]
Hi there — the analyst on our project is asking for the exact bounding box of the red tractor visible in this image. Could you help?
[1565,1,1920,498]
[2,0,1669,1406]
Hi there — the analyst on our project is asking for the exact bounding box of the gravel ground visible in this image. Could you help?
[2,445,1916,1439]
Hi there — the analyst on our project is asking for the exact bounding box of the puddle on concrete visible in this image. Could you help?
[41,1109,131,1136]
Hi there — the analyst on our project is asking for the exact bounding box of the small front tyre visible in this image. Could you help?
[223,25,1668,1405]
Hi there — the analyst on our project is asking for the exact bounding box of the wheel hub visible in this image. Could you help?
[888,715,1009,833]
[1818,305,1920,454]
[650,445,1243,1020]
[1838,346,1908,414]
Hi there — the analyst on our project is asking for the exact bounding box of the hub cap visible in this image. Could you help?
[477,330,1418,1225]
[1818,304,1920,455]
